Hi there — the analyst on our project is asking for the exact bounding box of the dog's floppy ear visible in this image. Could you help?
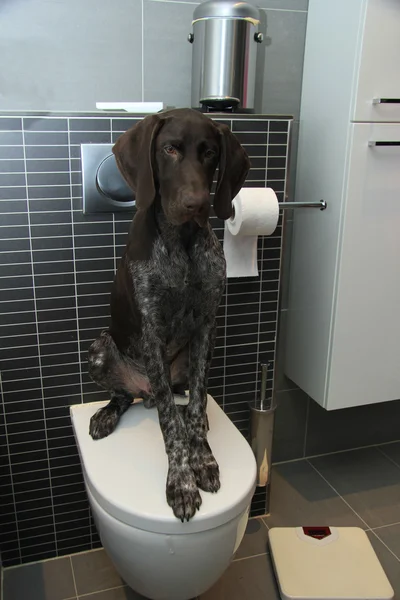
[214,123,251,220]
[112,114,164,211]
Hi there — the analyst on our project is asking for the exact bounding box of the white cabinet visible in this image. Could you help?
[353,0,400,122]
[329,123,400,409]
[285,0,400,410]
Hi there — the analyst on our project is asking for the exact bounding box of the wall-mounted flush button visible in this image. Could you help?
[82,144,135,214]
[96,154,133,203]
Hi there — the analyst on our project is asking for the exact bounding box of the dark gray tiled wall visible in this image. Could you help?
[0,112,291,566]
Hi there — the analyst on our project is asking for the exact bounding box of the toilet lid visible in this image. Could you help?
[70,396,256,535]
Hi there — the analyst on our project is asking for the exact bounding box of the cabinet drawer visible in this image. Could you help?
[353,0,400,122]
[328,123,400,409]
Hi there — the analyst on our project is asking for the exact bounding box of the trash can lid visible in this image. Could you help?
[193,0,260,25]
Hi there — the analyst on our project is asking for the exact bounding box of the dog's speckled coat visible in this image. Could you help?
[87,108,250,521]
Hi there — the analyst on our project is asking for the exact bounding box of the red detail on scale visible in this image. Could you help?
[303,526,332,540]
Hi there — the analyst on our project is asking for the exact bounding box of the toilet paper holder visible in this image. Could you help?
[230,199,327,220]
[280,199,327,210]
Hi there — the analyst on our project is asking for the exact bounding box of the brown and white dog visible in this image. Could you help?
[87,108,250,521]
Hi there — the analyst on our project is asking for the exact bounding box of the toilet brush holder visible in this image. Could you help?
[248,363,276,513]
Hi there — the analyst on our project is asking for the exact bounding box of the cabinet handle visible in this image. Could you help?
[368,141,400,147]
[372,98,400,105]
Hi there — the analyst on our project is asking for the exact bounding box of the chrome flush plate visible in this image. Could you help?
[81,144,136,214]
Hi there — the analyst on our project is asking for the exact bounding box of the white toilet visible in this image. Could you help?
[70,395,257,600]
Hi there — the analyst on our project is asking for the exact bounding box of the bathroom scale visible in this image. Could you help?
[268,527,394,600]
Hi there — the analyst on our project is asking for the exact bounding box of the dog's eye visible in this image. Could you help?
[205,149,216,159]
[164,145,177,156]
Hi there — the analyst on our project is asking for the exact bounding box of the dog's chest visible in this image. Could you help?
[158,251,208,316]
[152,234,225,325]
[132,233,225,343]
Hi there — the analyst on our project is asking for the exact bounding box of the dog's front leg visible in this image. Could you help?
[140,318,202,521]
[186,321,221,493]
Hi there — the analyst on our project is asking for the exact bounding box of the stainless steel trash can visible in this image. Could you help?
[189,0,262,111]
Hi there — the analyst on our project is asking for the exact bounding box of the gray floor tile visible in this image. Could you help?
[71,549,123,596]
[3,556,76,600]
[202,553,280,600]
[234,517,269,560]
[310,448,400,529]
[367,531,400,598]
[80,587,145,600]
[373,524,400,561]
[380,442,400,468]
[264,461,365,529]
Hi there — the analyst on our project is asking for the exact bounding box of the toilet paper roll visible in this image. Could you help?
[224,188,279,278]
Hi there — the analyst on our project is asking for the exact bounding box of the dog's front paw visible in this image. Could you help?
[141,392,156,409]
[166,466,202,522]
[195,459,220,493]
[89,406,120,440]
[190,439,220,493]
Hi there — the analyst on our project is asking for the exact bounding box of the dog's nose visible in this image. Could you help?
[184,194,209,214]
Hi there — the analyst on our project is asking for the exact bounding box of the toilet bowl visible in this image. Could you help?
[70,395,257,600]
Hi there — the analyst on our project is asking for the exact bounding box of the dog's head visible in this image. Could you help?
[112,108,250,226]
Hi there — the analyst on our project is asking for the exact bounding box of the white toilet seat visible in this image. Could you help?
[71,395,256,535]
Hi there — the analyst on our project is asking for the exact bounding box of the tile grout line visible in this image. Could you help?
[376,445,400,471]
[369,529,400,563]
[302,395,310,458]
[2,312,278,329]
[221,119,234,412]
[270,120,290,408]
[113,211,117,274]
[1,337,276,353]
[0,371,22,563]
[306,459,372,529]
[67,117,84,409]
[1,313,277,327]
[70,555,79,598]
[0,114,290,120]
[233,551,269,562]
[368,520,400,532]
[3,546,105,571]
[110,120,117,276]
[271,439,400,466]
[78,583,128,597]
[254,121,269,401]
[5,517,89,536]
[22,117,58,558]
[260,516,270,531]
